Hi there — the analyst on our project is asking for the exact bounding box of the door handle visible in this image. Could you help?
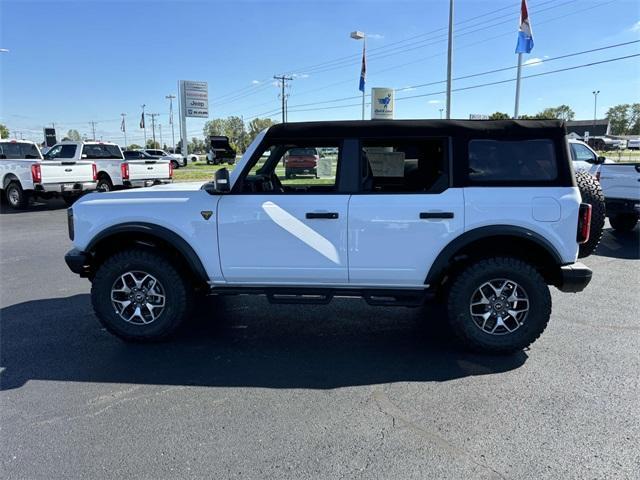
[306,212,339,219]
[420,212,454,219]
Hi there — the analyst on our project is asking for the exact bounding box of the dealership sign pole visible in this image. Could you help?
[179,80,209,160]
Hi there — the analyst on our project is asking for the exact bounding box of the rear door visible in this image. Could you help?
[348,137,464,287]
[42,144,94,183]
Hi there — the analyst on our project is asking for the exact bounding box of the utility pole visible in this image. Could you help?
[149,113,159,146]
[141,104,147,146]
[592,90,600,127]
[445,0,454,119]
[120,113,127,147]
[439,108,444,119]
[273,75,293,123]
[89,121,97,140]
[166,94,176,152]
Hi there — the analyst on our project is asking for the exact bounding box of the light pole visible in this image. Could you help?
[592,90,600,127]
[439,108,444,119]
[445,0,454,119]
[351,30,366,120]
[166,94,176,152]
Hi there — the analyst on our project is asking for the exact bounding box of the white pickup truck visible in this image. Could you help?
[45,141,173,192]
[1,139,97,209]
[569,139,640,231]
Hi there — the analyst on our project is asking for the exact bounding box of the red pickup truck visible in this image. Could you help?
[284,147,318,179]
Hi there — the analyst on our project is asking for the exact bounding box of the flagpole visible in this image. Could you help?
[362,36,366,120]
[514,52,523,118]
[141,104,147,146]
[445,0,454,119]
[121,113,127,147]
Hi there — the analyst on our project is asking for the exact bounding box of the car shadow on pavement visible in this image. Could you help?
[0,198,68,214]
[0,294,527,391]
[594,227,640,260]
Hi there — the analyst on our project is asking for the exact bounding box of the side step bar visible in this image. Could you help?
[208,286,433,307]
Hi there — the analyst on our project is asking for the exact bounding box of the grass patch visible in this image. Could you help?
[597,150,640,163]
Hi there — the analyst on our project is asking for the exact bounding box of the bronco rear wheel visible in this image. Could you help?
[446,257,551,354]
[91,249,193,342]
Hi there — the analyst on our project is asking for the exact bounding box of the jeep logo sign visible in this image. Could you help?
[371,88,394,120]
[180,80,209,118]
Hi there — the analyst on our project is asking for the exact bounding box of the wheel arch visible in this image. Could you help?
[426,225,564,289]
[86,223,209,286]
[2,173,20,189]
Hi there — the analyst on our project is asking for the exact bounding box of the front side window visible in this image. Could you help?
[570,142,596,162]
[240,143,340,193]
[468,139,557,182]
[361,138,448,193]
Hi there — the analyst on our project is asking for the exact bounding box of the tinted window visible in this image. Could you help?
[570,143,596,162]
[123,151,140,159]
[44,144,77,159]
[0,142,42,159]
[289,148,318,156]
[468,139,557,182]
[82,144,123,159]
[361,138,448,193]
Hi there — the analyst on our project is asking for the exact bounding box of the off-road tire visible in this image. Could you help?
[91,249,193,342]
[576,170,605,258]
[5,181,29,209]
[446,257,551,354]
[610,213,638,232]
[97,176,114,193]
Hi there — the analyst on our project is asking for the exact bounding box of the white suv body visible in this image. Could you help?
[65,120,593,353]
[1,139,96,208]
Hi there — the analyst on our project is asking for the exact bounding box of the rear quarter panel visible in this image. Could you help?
[72,188,222,281]
[463,186,581,264]
[1,159,35,190]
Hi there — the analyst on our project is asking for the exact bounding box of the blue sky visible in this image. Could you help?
[1,0,639,145]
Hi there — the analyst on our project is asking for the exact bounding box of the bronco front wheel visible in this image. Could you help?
[91,249,193,342]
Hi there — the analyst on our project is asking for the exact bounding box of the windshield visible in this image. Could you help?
[82,144,123,159]
[0,142,42,159]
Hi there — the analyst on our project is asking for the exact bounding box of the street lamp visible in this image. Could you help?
[350,30,366,120]
[166,94,176,153]
[592,90,600,127]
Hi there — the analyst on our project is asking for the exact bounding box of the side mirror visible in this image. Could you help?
[214,168,230,192]
[595,156,606,164]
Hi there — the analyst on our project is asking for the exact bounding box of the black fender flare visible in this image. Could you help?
[425,225,563,285]
[86,222,209,282]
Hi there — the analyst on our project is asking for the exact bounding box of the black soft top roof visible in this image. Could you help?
[264,119,566,141]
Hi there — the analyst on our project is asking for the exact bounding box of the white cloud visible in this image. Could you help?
[252,80,260,85]
[630,20,640,32]
[523,57,544,67]
[367,33,384,39]
[428,99,441,104]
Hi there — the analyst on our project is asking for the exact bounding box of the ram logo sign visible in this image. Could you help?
[371,88,394,120]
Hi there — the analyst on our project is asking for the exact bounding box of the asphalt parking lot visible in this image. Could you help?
[1,199,639,479]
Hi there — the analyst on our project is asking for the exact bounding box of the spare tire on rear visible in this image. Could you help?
[575,170,605,258]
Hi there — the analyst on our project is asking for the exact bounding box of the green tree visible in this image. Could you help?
[248,118,276,144]
[536,105,575,121]
[127,143,142,150]
[203,119,226,138]
[225,116,247,152]
[488,112,510,120]
[0,123,9,139]
[189,137,205,153]
[145,139,160,149]
[66,129,81,141]
[606,103,640,135]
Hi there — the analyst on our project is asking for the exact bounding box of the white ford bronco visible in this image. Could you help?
[65,120,593,353]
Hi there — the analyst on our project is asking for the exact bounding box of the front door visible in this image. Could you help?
[217,141,350,285]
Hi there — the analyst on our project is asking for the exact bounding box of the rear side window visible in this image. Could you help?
[468,139,557,182]
[0,142,41,159]
[82,144,123,159]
